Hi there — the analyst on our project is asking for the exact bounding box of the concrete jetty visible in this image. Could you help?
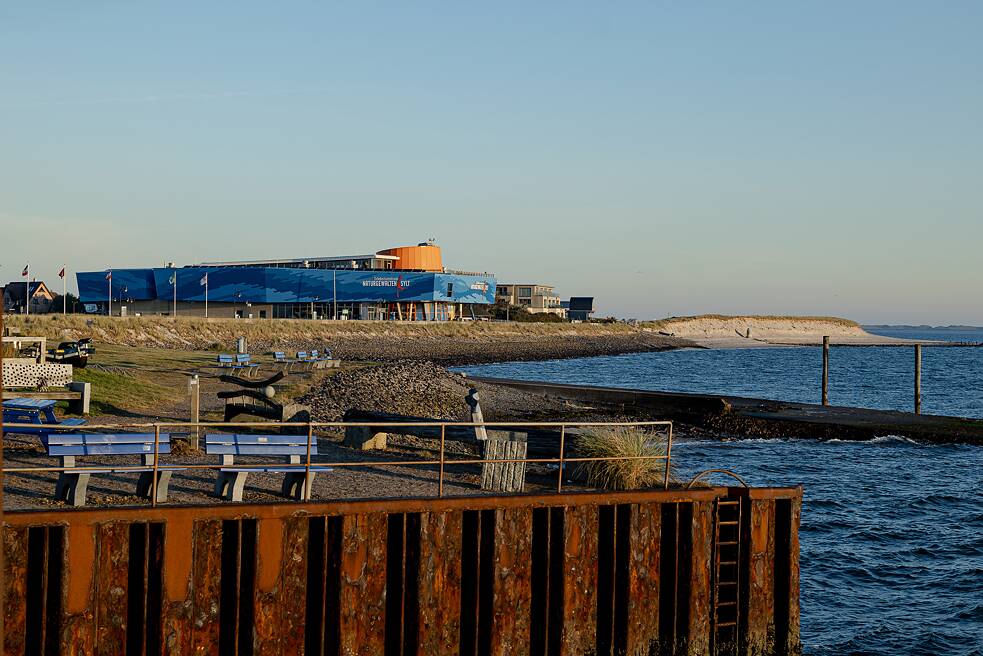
[470,377,983,444]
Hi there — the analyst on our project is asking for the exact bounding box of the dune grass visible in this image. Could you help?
[573,426,671,490]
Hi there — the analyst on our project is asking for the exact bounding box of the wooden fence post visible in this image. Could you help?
[822,336,830,406]
[914,344,922,415]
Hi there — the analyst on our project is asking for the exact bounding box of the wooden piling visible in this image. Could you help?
[915,344,922,415]
[822,336,830,406]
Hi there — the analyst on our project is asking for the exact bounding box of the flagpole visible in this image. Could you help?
[173,274,177,318]
[205,276,208,318]
[63,266,67,315]
[25,265,29,317]
[333,269,337,320]
[108,274,112,317]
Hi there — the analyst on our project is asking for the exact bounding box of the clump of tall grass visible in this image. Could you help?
[573,426,671,490]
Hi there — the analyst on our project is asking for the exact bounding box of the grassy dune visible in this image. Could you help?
[5,315,641,349]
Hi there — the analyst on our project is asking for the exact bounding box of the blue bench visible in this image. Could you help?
[273,351,300,371]
[205,433,332,501]
[46,433,179,507]
[3,399,86,437]
[216,353,260,377]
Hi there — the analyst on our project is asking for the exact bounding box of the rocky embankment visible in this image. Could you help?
[299,361,573,422]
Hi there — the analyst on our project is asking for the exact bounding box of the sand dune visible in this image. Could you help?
[643,315,925,348]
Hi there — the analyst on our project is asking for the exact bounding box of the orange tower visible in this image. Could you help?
[378,241,444,271]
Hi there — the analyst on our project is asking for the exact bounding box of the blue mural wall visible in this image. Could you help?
[77,268,496,304]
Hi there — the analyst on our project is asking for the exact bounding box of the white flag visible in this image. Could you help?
[200,273,208,286]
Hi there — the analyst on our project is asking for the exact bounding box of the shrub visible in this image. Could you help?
[573,426,670,490]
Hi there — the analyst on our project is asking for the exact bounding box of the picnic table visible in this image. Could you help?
[2,398,86,435]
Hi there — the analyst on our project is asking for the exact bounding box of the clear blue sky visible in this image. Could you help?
[2,2,981,323]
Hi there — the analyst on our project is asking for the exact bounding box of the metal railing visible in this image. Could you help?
[0,419,674,506]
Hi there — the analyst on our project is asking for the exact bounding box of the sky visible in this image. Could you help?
[1,2,981,323]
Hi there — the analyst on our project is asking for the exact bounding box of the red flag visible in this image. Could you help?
[105,270,112,281]
[21,265,28,277]
[58,266,66,279]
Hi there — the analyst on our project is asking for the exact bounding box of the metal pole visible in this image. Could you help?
[173,275,177,318]
[63,266,67,315]
[915,344,922,415]
[557,425,566,493]
[204,277,208,318]
[25,265,29,317]
[438,425,446,497]
[304,423,313,501]
[333,269,337,320]
[822,336,830,406]
[151,424,161,507]
[664,422,673,489]
[190,374,200,450]
[108,275,112,317]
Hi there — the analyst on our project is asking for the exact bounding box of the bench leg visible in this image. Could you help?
[137,471,173,503]
[281,472,317,500]
[214,471,232,498]
[228,472,248,502]
[214,471,249,501]
[56,473,90,507]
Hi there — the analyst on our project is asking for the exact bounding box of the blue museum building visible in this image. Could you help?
[76,242,496,321]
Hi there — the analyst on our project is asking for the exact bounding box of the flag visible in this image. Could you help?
[169,274,176,285]
[200,273,208,286]
[58,266,66,279]
[21,265,28,277]
[105,270,112,281]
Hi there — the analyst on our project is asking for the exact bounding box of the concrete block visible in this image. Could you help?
[344,426,388,450]
[66,382,91,414]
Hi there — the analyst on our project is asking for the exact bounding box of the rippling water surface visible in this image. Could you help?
[460,328,983,655]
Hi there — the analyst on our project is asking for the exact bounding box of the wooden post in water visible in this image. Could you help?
[914,344,922,415]
[822,336,830,406]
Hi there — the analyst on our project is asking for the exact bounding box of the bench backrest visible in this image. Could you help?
[217,354,234,364]
[204,434,318,456]
[274,352,286,360]
[235,354,251,364]
[296,351,308,359]
[310,350,319,358]
[47,433,172,457]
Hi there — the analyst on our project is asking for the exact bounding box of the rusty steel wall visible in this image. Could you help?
[0,488,801,656]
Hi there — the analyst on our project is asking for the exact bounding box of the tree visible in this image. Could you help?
[48,292,82,314]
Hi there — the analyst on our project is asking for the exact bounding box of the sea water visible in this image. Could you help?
[458,328,983,655]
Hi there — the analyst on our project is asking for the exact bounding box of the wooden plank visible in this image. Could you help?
[686,501,713,656]
[2,526,29,655]
[489,508,533,656]
[339,513,387,656]
[416,511,462,656]
[60,524,96,655]
[94,522,130,656]
[745,499,775,656]
[785,497,802,655]
[561,504,598,655]
[253,517,284,653]
[161,516,194,656]
[189,519,223,655]
[625,502,661,656]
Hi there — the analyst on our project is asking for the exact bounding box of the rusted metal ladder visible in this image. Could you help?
[712,497,742,655]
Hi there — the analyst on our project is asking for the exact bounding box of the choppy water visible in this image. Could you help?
[459,327,983,655]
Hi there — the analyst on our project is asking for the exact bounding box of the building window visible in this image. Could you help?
[518,287,532,297]
[446,283,453,298]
